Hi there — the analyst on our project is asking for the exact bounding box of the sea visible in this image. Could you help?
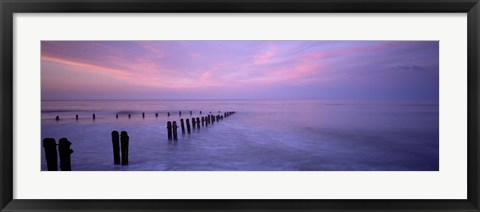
[41,99,439,171]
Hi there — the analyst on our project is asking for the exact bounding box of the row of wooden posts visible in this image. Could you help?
[166,111,236,141]
[55,111,230,120]
[42,138,74,171]
[108,111,236,164]
[48,111,236,168]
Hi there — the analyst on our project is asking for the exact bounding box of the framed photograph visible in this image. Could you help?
[1,0,479,211]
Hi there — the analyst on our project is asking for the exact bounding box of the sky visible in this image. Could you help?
[41,41,439,100]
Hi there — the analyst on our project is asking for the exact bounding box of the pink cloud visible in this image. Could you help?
[41,55,131,77]
[135,41,165,58]
[254,50,275,65]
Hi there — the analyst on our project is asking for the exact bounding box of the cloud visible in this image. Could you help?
[41,41,439,100]
[41,55,131,77]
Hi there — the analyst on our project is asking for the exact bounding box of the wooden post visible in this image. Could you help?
[200,111,202,115]
[116,114,118,119]
[186,119,191,134]
[192,118,196,129]
[190,111,192,115]
[180,119,185,134]
[76,114,79,120]
[42,138,58,171]
[201,117,205,126]
[172,121,178,140]
[167,121,173,140]
[156,113,158,117]
[55,116,59,121]
[128,114,131,119]
[58,138,73,171]
[111,131,120,165]
[168,112,170,117]
[142,112,145,119]
[120,131,129,165]
[196,117,200,128]
[93,113,96,120]
[179,111,182,116]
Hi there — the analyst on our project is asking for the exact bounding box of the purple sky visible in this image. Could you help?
[41,41,438,100]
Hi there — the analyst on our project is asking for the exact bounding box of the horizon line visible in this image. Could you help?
[41,98,440,101]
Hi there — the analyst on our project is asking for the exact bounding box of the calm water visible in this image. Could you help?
[41,99,439,171]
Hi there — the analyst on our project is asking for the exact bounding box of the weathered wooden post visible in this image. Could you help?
[179,111,182,116]
[55,116,59,121]
[172,121,178,140]
[167,121,173,140]
[128,114,131,119]
[168,112,170,117]
[58,138,73,171]
[120,131,129,165]
[200,111,202,115]
[142,112,145,119]
[196,117,200,128]
[111,131,120,165]
[93,113,96,120]
[186,119,191,134]
[155,113,158,117]
[180,119,185,134]
[42,138,57,171]
[192,118,196,130]
[76,114,79,120]
[201,117,205,126]
[116,114,118,119]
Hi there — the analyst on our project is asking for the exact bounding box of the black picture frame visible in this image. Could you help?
[1,0,479,211]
